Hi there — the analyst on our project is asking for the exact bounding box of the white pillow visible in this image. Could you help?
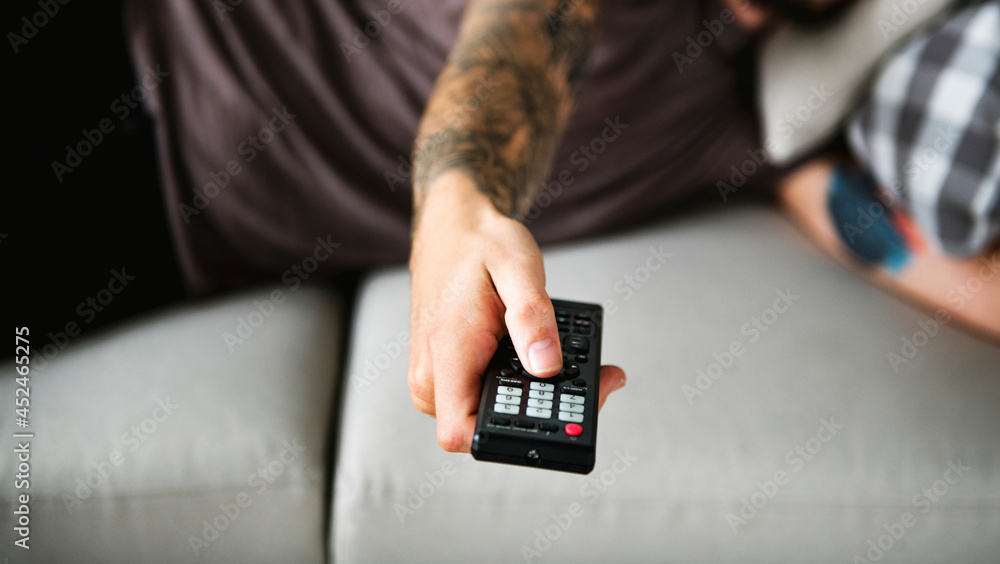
[758,0,957,166]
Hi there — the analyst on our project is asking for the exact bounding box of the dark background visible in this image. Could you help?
[5,0,184,352]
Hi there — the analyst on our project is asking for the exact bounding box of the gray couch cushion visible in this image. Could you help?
[1,284,343,564]
[332,205,1000,563]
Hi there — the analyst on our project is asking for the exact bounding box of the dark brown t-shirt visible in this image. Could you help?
[126,0,780,295]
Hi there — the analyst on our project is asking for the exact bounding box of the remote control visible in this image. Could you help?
[471,299,602,474]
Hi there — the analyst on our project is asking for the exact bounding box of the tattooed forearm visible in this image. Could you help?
[412,0,602,219]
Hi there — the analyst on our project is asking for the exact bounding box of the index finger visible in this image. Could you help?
[428,315,502,453]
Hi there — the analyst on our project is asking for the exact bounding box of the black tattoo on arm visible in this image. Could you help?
[412,0,602,220]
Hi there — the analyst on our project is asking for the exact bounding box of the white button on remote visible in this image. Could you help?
[559,402,585,413]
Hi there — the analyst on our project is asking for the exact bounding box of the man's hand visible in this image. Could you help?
[408,171,626,453]
[407,0,615,452]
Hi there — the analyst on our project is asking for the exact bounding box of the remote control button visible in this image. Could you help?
[500,368,516,378]
[575,316,597,336]
[563,335,589,354]
[494,403,519,415]
[530,382,555,392]
[498,386,523,396]
[491,416,511,426]
[572,378,587,387]
[495,394,520,405]
[564,423,583,436]
[556,309,570,318]
[559,402,585,413]
[526,407,552,419]
[562,364,580,378]
[514,420,535,429]
[575,355,588,364]
[539,422,559,432]
[511,358,523,371]
[559,412,584,423]
[560,394,585,404]
[527,398,553,409]
[528,390,554,400]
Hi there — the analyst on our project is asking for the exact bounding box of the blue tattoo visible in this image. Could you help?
[827,166,911,272]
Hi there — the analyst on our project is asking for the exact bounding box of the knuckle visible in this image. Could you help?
[407,362,435,411]
[507,293,554,326]
[504,247,543,272]
[410,392,434,415]
[407,372,432,403]
[426,328,449,352]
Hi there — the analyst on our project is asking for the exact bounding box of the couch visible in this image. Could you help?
[3,202,999,563]
[7,0,999,561]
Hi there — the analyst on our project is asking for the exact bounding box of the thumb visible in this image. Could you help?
[489,247,563,378]
[597,365,626,411]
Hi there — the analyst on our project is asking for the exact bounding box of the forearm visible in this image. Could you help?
[411,0,601,221]
[779,158,1000,343]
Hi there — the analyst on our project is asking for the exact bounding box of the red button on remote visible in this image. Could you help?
[565,423,583,436]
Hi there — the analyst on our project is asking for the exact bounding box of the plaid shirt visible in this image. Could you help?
[848,0,999,257]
